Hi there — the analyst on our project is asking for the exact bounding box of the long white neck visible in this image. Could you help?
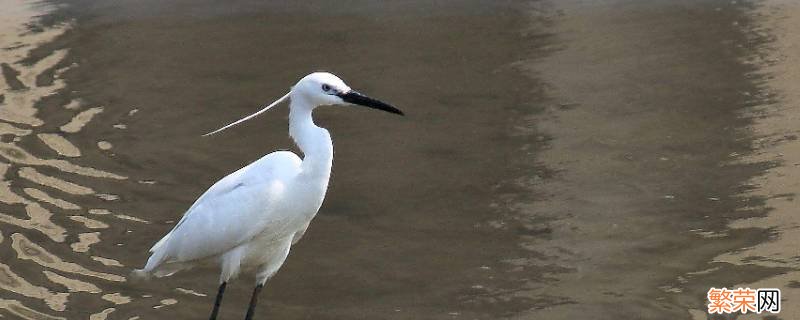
[288,99,333,179]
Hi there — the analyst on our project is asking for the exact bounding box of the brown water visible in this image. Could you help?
[0,0,798,319]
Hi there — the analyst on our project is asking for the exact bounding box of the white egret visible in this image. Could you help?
[135,72,403,320]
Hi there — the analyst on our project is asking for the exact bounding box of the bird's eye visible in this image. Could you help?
[321,84,331,92]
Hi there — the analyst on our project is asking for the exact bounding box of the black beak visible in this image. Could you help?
[337,90,404,116]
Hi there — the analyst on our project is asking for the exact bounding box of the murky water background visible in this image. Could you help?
[0,0,798,319]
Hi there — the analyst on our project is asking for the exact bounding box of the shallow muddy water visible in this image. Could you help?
[0,0,797,319]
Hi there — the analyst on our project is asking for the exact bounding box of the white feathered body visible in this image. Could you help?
[141,123,332,284]
[138,72,357,288]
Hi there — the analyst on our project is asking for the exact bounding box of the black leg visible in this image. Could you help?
[209,282,227,320]
[243,284,264,320]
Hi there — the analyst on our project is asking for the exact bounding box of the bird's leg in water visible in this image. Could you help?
[244,284,265,320]
[209,282,227,320]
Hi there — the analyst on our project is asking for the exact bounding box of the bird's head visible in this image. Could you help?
[204,72,402,136]
[291,72,403,114]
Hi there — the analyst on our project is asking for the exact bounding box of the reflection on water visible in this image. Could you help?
[43,270,101,293]
[690,2,800,318]
[0,143,126,179]
[36,134,81,158]
[0,1,143,318]
[59,107,104,134]
[0,298,63,320]
[0,258,68,311]
[88,308,114,320]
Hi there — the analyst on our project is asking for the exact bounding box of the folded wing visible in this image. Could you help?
[141,151,302,275]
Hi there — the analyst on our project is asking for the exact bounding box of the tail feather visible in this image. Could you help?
[136,244,193,280]
[143,246,169,271]
[135,236,172,280]
[149,233,171,253]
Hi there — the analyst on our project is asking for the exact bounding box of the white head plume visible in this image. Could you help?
[203,91,290,136]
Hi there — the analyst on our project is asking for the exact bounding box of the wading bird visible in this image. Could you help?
[135,72,403,320]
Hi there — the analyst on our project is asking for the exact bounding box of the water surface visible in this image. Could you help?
[0,0,797,319]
